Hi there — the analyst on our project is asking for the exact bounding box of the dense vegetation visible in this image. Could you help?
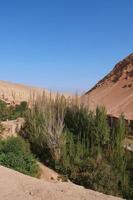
[0,136,39,177]
[0,95,132,199]
[23,95,133,199]
[0,100,28,121]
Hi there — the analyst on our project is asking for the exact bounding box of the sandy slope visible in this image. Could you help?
[84,54,133,120]
[0,166,123,200]
[38,162,59,182]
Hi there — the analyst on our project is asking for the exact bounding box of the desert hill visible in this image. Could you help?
[0,165,123,200]
[0,80,48,104]
[84,53,133,120]
[0,80,72,105]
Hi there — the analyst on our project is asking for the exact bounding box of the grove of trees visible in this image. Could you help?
[23,95,133,199]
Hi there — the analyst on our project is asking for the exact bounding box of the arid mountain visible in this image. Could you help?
[0,166,123,200]
[84,54,133,120]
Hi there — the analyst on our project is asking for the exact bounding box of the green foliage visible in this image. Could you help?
[112,115,126,156]
[24,94,66,166]
[23,95,132,199]
[59,106,131,198]
[109,115,128,191]
[0,136,39,177]
[0,100,11,121]
[64,105,109,156]
[124,151,133,199]
[9,101,28,120]
[0,100,28,121]
[70,157,123,196]
[95,106,109,148]
[58,129,127,197]
[64,105,90,137]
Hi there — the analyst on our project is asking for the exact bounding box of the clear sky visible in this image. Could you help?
[0,0,133,93]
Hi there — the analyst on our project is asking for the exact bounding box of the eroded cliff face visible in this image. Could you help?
[0,81,48,104]
[0,81,71,105]
[84,54,133,120]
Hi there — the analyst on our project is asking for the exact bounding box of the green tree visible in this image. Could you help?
[24,94,66,165]
[112,115,127,189]
[94,106,109,158]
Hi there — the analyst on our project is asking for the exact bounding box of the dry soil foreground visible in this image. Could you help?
[0,166,123,200]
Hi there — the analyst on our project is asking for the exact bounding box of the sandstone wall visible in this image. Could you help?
[0,118,25,139]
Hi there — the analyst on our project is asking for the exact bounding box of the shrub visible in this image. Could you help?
[70,158,122,196]
[64,105,109,156]
[24,94,67,165]
[0,136,39,177]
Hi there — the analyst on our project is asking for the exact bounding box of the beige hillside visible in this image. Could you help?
[0,80,72,104]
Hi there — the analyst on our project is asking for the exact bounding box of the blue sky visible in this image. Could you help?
[0,0,133,93]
